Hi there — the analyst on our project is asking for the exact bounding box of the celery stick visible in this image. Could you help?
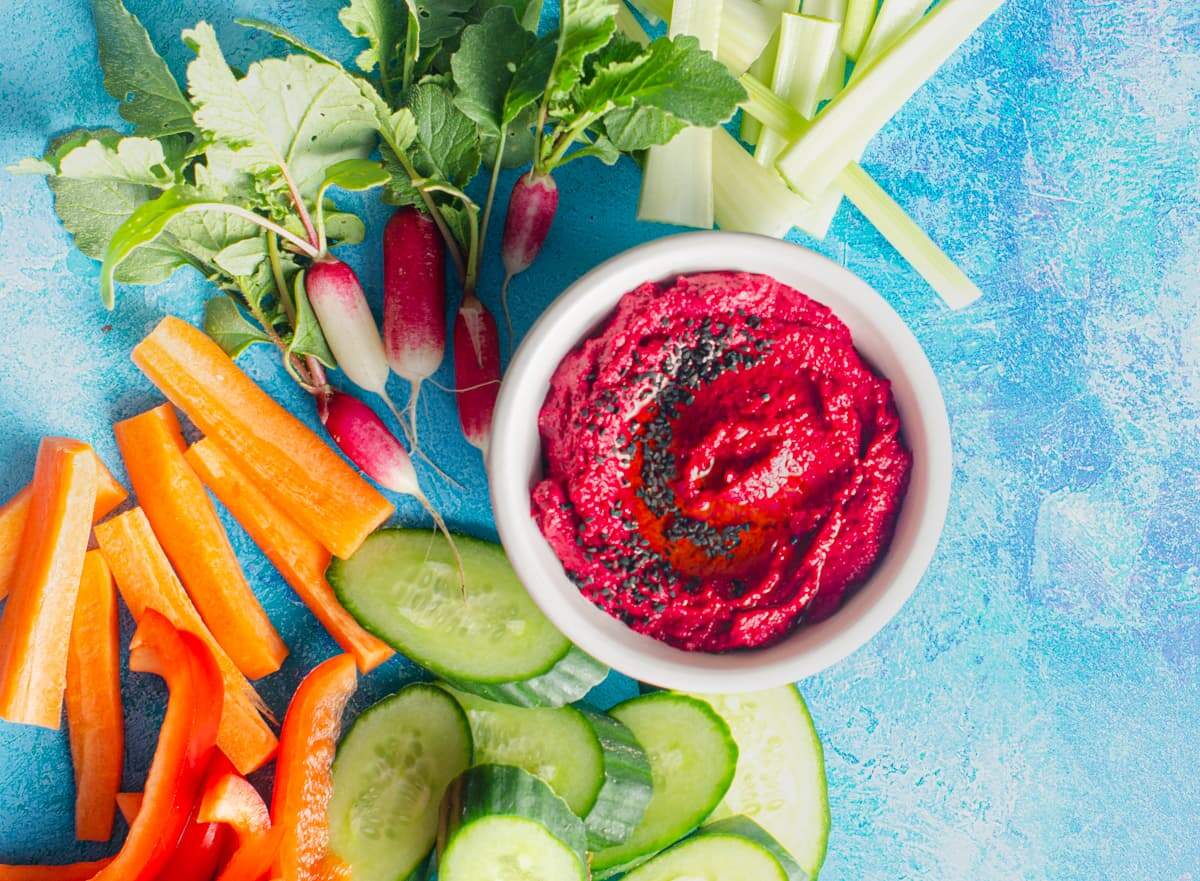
[841,0,878,60]
[777,0,1004,200]
[628,0,666,24]
[756,14,840,168]
[713,127,811,238]
[837,163,981,308]
[638,0,722,228]
[740,0,802,145]
[802,0,848,100]
[850,0,929,82]
[616,2,651,46]
[629,0,778,75]
[739,72,808,141]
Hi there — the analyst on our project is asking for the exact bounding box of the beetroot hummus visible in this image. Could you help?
[532,272,911,652]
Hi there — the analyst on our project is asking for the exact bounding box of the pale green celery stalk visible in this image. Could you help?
[841,0,878,60]
[616,2,651,46]
[740,0,802,145]
[837,163,981,308]
[850,0,929,82]
[755,14,840,168]
[739,72,808,140]
[713,126,810,238]
[630,0,778,75]
[629,0,665,24]
[739,74,977,296]
[802,0,848,100]
[778,0,1005,200]
[638,0,723,228]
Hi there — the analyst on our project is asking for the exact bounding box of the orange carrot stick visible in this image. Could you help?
[131,317,393,559]
[114,404,288,679]
[0,452,125,601]
[66,550,124,842]
[0,438,98,728]
[116,792,144,825]
[186,439,393,674]
[94,508,277,775]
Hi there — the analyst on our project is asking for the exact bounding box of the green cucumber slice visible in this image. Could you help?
[442,687,605,817]
[447,646,609,707]
[329,529,570,683]
[696,686,831,878]
[441,689,653,849]
[623,816,804,881]
[579,709,654,850]
[329,684,473,881]
[439,764,588,881]
[592,693,738,878]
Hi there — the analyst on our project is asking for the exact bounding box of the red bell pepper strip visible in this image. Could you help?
[89,611,224,881]
[152,806,227,881]
[198,762,271,846]
[0,861,113,881]
[270,654,358,881]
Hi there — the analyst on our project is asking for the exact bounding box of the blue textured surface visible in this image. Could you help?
[1,1,1197,877]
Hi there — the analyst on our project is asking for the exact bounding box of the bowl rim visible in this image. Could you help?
[489,231,951,692]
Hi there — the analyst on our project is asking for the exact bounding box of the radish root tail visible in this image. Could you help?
[383,390,462,490]
[415,490,467,597]
[499,273,516,348]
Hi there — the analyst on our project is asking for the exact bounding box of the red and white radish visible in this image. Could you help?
[499,171,559,338]
[454,294,501,458]
[305,258,391,399]
[319,388,464,587]
[383,208,447,443]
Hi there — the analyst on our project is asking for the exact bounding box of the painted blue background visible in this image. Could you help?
[1,1,1197,877]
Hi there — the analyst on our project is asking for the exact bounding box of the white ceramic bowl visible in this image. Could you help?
[489,232,951,693]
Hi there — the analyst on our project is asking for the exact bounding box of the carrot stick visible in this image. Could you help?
[94,508,277,774]
[116,792,144,825]
[114,404,288,679]
[66,550,123,842]
[0,452,125,601]
[0,438,98,728]
[185,439,393,674]
[131,317,394,559]
[0,859,114,880]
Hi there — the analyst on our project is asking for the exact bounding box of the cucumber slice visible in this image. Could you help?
[623,816,804,881]
[439,764,588,881]
[592,693,738,878]
[329,684,473,881]
[696,686,830,878]
[579,709,654,850]
[447,647,608,708]
[442,689,653,849]
[329,529,570,683]
[442,687,605,816]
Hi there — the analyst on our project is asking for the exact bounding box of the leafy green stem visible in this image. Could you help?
[402,12,419,92]
[267,233,297,325]
[479,127,507,249]
[463,202,482,296]
[543,111,602,171]
[278,160,319,248]
[211,204,321,259]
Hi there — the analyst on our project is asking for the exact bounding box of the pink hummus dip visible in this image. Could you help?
[532,272,911,652]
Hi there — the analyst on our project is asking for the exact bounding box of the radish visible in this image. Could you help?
[383,208,447,446]
[307,256,455,483]
[499,171,559,340]
[305,258,391,401]
[453,294,502,458]
[319,388,464,588]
